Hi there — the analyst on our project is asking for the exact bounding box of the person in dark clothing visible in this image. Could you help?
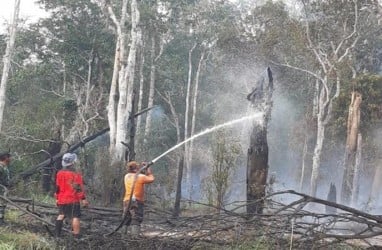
[54,153,89,238]
[0,151,11,225]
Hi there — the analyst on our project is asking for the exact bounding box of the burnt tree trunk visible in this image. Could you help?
[173,156,184,218]
[247,67,273,215]
[341,91,362,204]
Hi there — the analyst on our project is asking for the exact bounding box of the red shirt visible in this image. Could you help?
[55,169,86,204]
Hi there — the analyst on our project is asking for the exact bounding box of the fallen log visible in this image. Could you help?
[18,127,110,179]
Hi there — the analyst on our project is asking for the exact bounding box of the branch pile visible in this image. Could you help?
[2,190,382,249]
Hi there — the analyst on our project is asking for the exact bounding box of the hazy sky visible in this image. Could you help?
[0,0,47,33]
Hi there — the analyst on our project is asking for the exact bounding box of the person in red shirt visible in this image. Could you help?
[54,153,89,238]
[123,161,154,236]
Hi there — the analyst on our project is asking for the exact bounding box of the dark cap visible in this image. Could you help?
[127,161,139,172]
[0,151,11,159]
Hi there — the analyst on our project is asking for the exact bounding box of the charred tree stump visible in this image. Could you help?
[246,67,273,215]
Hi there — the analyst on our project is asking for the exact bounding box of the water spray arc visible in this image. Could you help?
[107,113,263,236]
[148,112,263,166]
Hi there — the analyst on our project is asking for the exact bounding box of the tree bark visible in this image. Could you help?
[107,38,120,154]
[187,47,206,199]
[115,0,140,161]
[0,0,20,132]
[136,41,145,133]
[299,134,308,192]
[247,67,273,215]
[157,90,183,217]
[104,0,128,161]
[341,91,362,204]
[279,1,359,197]
[351,133,362,206]
[127,90,137,161]
[184,43,197,199]
[369,158,382,208]
[143,35,156,141]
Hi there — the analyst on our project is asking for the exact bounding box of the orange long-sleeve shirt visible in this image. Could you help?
[123,173,154,202]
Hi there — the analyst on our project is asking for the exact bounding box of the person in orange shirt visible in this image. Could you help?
[123,161,154,236]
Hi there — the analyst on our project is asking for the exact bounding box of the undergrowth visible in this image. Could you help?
[0,228,53,250]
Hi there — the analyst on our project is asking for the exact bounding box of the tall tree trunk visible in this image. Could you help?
[157,90,182,217]
[299,134,308,191]
[127,90,137,161]
[310,76,340,196]
[0,0,20,132]
[173,156,184,217]
[84,48,94,111]
[107,39,120,154]
[144,35,156,141]
[187,47,206,200]
[247,67,273,215]
[102,0,141,161]
[184,43,197,199]
[136,42,145,133]
[351,133,362,206]
[341,91,362,204]
[369,158,382,208]
[104,0,128,161]
[311,118,325,196]
[115,0,139,161]
[305,2,358,196]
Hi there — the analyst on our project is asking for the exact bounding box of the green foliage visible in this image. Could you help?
[62,99,77,112]
[204,130,241,208]
[0,228,53,250]
[0,0,381,225]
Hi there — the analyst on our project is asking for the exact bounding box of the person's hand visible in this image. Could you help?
[81,199,89,208]
[146,167,153,175]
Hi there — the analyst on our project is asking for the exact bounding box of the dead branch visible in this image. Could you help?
[4,189,382,248]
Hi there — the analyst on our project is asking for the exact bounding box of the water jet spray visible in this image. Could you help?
[143,112,263,169]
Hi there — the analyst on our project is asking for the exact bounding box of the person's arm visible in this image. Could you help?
[0,167,10,187]
[141,167,155,183]
[75,174,89,207]
[54,172,61,204]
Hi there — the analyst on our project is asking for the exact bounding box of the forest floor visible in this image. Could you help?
[0,202,244,250]
[3,191,382,249]
[1,217,212,250]
[3,215,382,250]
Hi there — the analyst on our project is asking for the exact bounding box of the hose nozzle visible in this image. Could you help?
[139,161,154,172]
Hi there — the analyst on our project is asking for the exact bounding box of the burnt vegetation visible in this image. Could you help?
[2,189,382,249]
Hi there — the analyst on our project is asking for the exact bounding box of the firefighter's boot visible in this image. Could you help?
[55,220,63,237]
